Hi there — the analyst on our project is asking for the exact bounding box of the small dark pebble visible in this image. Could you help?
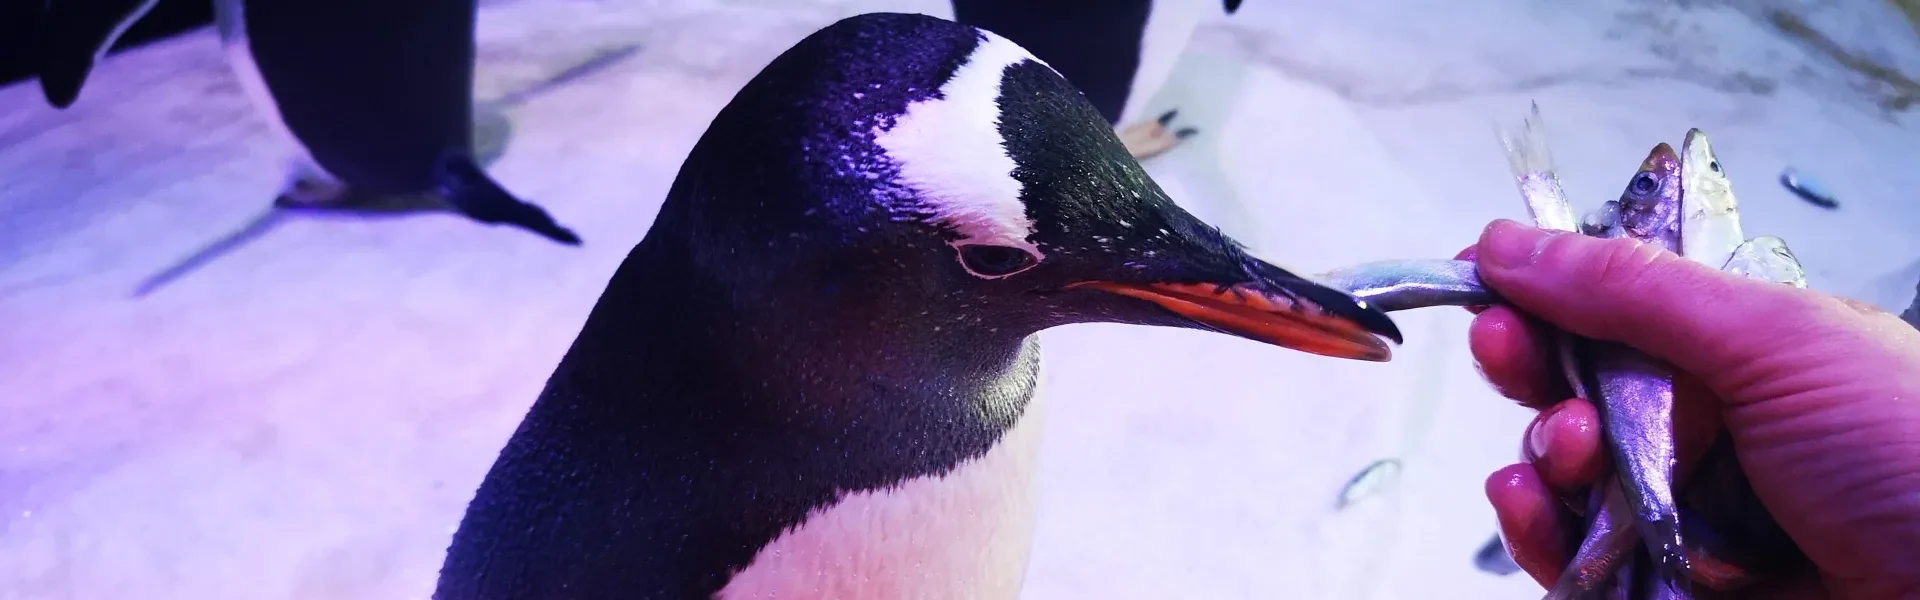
[1780,168,1839,209]
[1474,533,1523,576]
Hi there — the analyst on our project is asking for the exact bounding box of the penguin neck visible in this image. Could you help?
[445,230,1043,597]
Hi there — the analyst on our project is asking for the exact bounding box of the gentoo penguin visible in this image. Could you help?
[950,0,1243,160]
[435,12,1397,600]
[29,0,582,245]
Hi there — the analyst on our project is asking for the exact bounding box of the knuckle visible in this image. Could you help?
[1568,236,1693,339]
[1587,237,1668,291]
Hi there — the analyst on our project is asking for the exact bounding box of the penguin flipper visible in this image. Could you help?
[433,154,583,245]
[33,0,163,108]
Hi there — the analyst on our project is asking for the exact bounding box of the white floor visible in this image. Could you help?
[3,0,1917,598]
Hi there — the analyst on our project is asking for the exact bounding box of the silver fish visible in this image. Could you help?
[1679,130,1745,272]
[1494,130,1691,598]
[1492,106,1692,600]
[1314,259,1495,312]
[1583,143,1692,591]
[1497,104,1592,402]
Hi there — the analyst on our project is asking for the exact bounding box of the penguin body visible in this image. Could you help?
[950,0,1242,159]
[218,0,472,197]
[437,12,1397,600]
[29,0,580,244]
[211,0,580,244]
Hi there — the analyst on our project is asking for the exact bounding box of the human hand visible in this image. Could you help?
[1461,219,1920,598]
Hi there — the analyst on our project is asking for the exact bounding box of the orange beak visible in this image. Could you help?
[1070,280,1401,362]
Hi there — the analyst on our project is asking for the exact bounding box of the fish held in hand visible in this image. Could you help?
[1497,103,1591,401]
[1586,142,1693,589]
[1314,259,1495,313]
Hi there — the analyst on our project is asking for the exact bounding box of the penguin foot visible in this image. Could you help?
[270,166,452,214]
[1118,109,1199,161]
[271,174,356,209]
[433,154,584,245]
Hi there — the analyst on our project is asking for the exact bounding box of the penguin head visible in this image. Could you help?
[658,13,1400,362]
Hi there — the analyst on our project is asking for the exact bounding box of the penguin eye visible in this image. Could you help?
[955,244,1040,278]
[1629,173,1659,195]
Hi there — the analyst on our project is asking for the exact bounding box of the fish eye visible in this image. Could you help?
[1630,173,1658,195]
[1709,160,1723,173]
[955,244,1040,278]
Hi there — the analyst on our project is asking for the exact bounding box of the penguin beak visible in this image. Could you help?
[1069,264,1404,362]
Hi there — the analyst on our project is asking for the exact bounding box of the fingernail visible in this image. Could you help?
[1481,220,1558,269]
[1528,403,1563,460]
[1518,416,1540,462]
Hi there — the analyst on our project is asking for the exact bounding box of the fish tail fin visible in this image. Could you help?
[1497,101,1557,179]
[1543,483,1637,600]
[1496,101,1579,231]
[433,153,583,245]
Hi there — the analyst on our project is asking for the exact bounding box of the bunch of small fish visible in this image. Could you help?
[1310,103,1813,599]
[1494,103,1808,599]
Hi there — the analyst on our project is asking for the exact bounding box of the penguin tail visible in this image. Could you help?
[432,154,584,246]
[33,0,162,108]
[36,63,89,109]
[1223,0,1244,14]
[34,23,103,108]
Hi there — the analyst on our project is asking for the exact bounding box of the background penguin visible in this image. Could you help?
[28,0,164,108]
[28,0,582,245]
[950,0,1245,160]
[436,12,1398,600]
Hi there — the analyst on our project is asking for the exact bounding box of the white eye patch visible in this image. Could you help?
[872,29,1050,272]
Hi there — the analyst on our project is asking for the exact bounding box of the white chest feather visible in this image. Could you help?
[716,373,1050,600]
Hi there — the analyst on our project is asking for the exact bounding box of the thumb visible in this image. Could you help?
[1476,220,1920,588]
[1469,219,1897,405]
